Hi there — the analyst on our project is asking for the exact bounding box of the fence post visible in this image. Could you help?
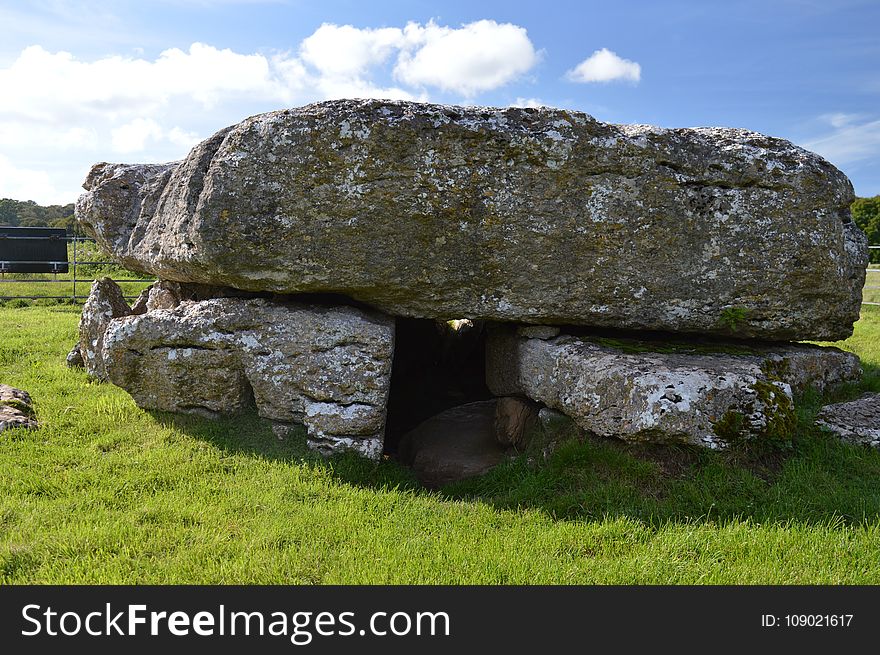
[72,229,78,302]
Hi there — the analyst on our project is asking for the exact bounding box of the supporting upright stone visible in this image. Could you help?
[102,298,395,459]
[78,277,132,380]
[486,327,861,449]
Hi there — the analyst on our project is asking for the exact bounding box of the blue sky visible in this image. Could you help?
[1,0,878,204]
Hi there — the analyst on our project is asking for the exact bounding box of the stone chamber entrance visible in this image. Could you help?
[383,317,492,457]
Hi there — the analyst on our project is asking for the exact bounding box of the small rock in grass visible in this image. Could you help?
[816,393,880,448]
[0,384,37,432]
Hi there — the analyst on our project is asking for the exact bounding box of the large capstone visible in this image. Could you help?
[486,326,862,448]
[76,99,867,341]
[101,298,395,459]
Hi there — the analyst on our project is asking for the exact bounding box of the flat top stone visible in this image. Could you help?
[77,99,867,340]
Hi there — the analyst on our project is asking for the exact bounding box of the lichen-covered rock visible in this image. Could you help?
[76,99,866,341]
[816,393,880,448]
[486,328,861,448]
[79,278,132,380]
[129,288,151,315]
[102,298,394,458]
[0,384,37,432]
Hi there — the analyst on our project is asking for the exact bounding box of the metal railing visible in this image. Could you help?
[864,245,880,307]
[0,232,154,302]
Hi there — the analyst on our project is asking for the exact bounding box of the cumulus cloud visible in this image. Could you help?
[394,20,539,96]
[566,48,641,84]
[511,97,548,108]
[0,154,65,205]
[803,115,880,166]
[0,19,541,203]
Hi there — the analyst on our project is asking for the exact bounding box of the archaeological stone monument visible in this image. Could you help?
[73,99,870,473]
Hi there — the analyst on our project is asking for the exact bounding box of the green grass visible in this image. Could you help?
[866,265,880,305]
[1,305,880,584]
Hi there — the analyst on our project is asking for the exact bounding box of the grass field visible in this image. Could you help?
[1,304,879,584]
[866,265,880,305]
[0,242,153,305]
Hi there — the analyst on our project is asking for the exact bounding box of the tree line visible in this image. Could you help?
[0,198,76,231]
[1,195,878,262]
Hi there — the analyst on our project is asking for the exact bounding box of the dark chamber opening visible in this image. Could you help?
[383,317,493,455]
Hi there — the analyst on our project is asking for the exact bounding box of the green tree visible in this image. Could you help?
[0,198,75,231]
[852,196,880,264]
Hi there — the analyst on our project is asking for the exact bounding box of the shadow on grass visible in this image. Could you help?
[155,392,880,530]
[148,409,424,493]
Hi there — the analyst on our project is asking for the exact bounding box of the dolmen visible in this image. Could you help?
[72,99,869,460]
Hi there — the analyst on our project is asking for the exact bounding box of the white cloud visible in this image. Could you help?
[566,48,641,84]
[111,118,164,153]
[803,116,880,166]
[394,20,539,96]
[511,97,548,108]
[0,154,66,205]
[300,24,405,77]
[0,20,541,203]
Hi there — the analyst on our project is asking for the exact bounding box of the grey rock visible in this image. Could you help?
[494,396,538,449]
[0,384,37,432]
[66,342,84,368]
[145,279,185,312]
[102,298,394,458]
[399,400,509,487]
[517,325,561,340]
[129,288,151,315]
[816,393,880,448]
[76,99,866,341]
[79,277,132,380]
[486,328,861,448]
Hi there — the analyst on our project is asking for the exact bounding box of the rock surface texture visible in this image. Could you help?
[398,400,509,487]
[0,385,37,432]
[816,394,880,448]
[102,296,394,458]
[79,277,132,380]
[76,99,867,340]
[486,328,862,448]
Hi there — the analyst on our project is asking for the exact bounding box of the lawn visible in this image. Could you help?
[0,241,153,304]
[1,304,879,584]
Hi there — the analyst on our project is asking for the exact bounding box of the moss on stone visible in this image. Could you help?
[713,410,747,441]
[718,306,749,333]
[593,336,758,356]
[752,380,797,441]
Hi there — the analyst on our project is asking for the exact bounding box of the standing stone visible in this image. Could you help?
[494,396,538,449]
[102,298,395,459]
[486,328,861,448]
[76,99,867,341]
[78,278,131,380]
